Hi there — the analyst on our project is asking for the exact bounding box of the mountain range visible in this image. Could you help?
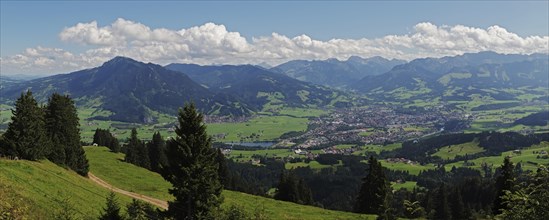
[351,52,549,101]
[2,51,547,123]
[2,57,342,123]
[271,56,406,88]
[1,57,253,123]
[165,64,338,110]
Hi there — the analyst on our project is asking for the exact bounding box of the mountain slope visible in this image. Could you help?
[166,64,342,110]
[353,52,549,101]
[85,146,375,219]
[0,159,134,219]
[271,56,405,88]
[1,57,252,123]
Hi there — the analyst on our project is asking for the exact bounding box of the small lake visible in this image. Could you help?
[224,141,277,148]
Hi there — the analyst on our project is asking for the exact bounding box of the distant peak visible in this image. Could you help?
[102,56,141,66]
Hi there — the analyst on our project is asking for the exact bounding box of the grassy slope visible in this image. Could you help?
[445,141,549,171]
[0,159,133,219]
[432,141,485,160]
[85,146,375,220]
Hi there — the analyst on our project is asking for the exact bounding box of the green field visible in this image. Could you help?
[445,142,549,172]
[229,148,296,162]
[85,146,375,219]
[0,159,133,219]
[207,116,308,142]
[391,181,418,191]
[379,160,436,175]
[432,141,485,160]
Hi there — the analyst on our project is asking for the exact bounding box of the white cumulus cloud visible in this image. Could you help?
[2,19,548,75]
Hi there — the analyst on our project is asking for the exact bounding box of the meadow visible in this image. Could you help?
[432,141,485,160]
[0,159,134,219]
[445,141,549,172]
[84,146,375,219]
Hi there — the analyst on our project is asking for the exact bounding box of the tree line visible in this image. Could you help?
[0,91,89,176]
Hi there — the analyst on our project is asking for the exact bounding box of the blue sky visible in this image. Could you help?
[1,1,548,75]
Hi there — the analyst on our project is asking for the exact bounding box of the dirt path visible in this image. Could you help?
[88,172,168,209]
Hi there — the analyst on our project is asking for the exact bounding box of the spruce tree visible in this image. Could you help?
[433,183,452,220]
[2,91,50,160]
[93,129,120,152]
[216,148,229,186]
[493,156,515,214]
[148,132,167,172]
[124,128,140,165]
[160,103,222,220]
[99,192,122,220]
[355,156,391,216]
[274,170,313,205]
[45,93,88,176]
[450,188,466,220]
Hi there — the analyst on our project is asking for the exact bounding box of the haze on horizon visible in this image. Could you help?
[1,1,548,76]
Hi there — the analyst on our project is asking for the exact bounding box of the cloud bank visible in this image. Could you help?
[2,18,548,75]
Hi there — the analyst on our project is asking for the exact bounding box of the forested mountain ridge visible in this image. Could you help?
[352,52,549,101]
[271,56,405,88]
[166,63,342,109]
[1,57,252,123]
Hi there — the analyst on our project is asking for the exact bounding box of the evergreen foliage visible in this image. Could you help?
[126,199,158,220]
[147,132,167,172]
[493,156,515,214]
[355,156,391,215]
[1,91,50,160]
[432,183,452,220]
[44,93,88,176]
[99,192,122,220]
[160,103,223,219]
[499,165,549,220]
[92,129,120,153]
[216,149,229,186]
[274,170,313,205]
[124,128,150,170]
[449,188,465,220]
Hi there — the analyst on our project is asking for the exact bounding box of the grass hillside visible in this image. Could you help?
[0,159,133,219]
[445,141,549,171]
[85,146,375,219]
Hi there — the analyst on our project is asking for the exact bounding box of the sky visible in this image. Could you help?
[1,1,548,75]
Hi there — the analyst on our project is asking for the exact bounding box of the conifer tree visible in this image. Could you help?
[450,188,466,220]
[355,156,391,216]
[2,91,50,160]
[148,132,167,172]
[124,128,140,165]
[160,103,222,220]
[126,199,157,220]
[93,129,120,152]
[493,156,515,214]
[216,148,229,186]
[433,183,452,220]
[274,170,313,205]
[45,93,88,176]
[99,192,122,220]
